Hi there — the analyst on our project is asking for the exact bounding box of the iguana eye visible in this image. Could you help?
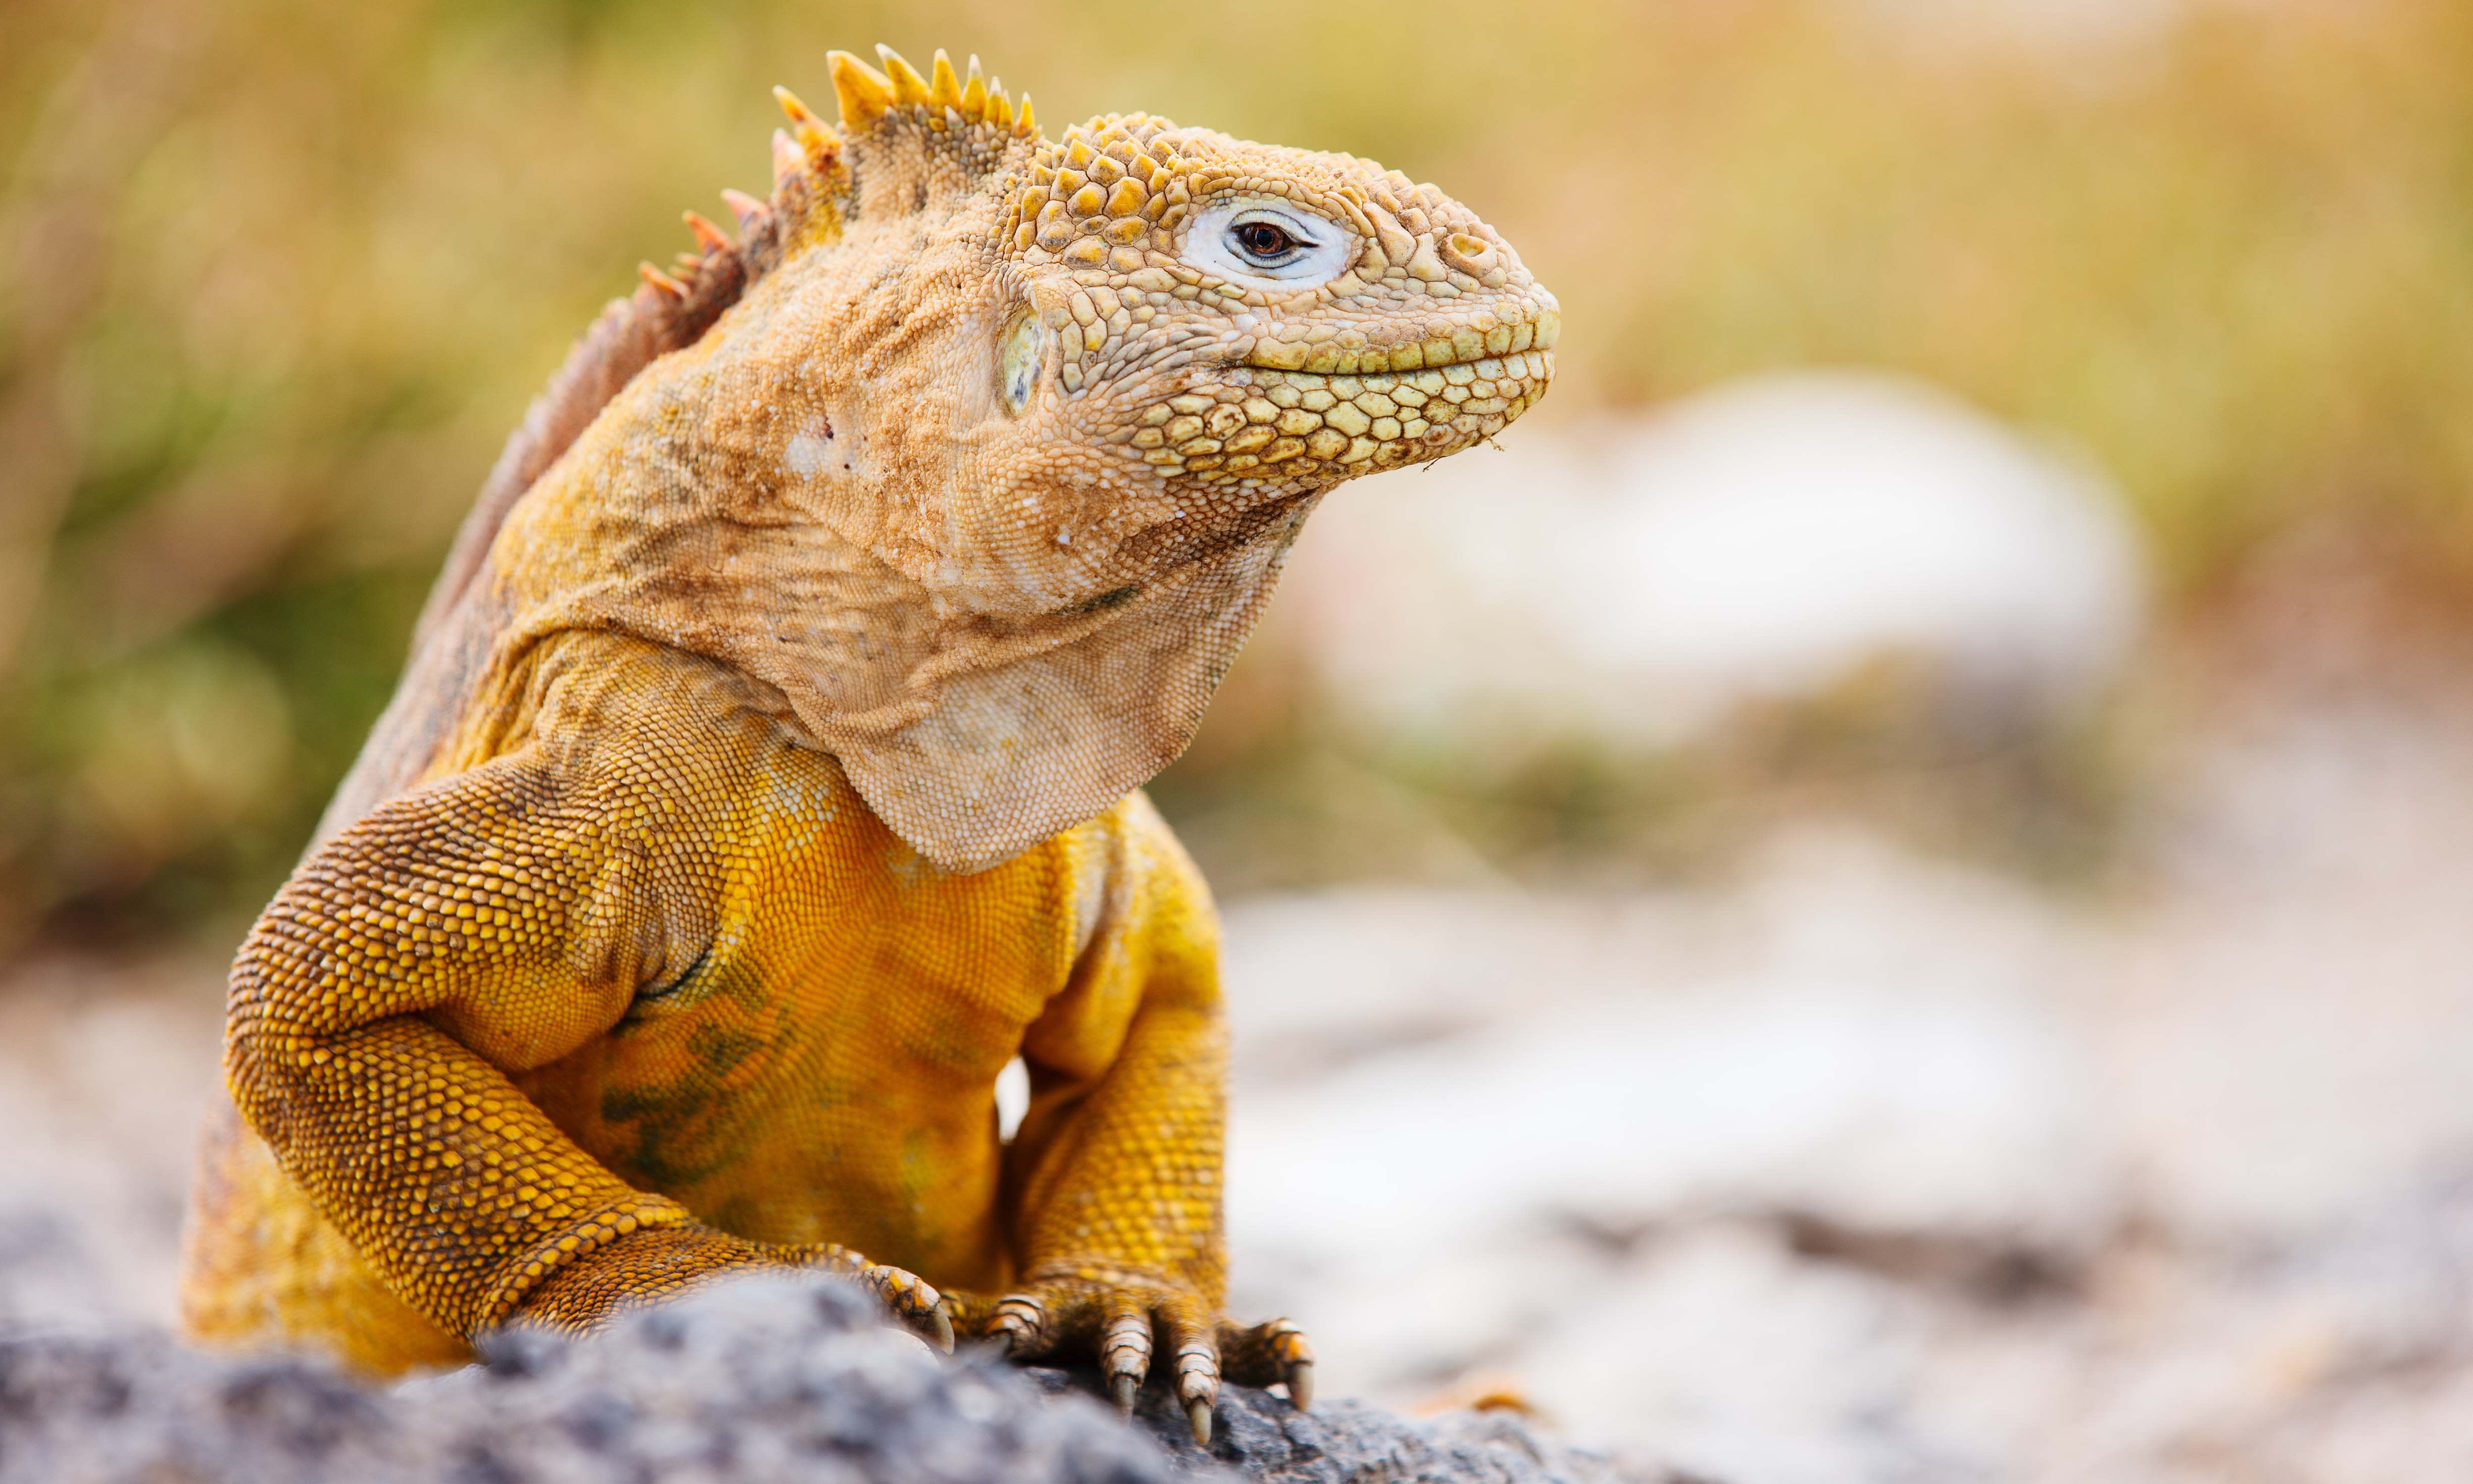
[1232,219,1300,263]
[1181,199,1354,290]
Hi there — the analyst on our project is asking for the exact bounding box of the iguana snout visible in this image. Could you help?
[998,113,1561,500]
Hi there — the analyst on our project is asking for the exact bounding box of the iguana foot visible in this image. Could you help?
[510,1222,952,1351]
[806,1241,955,1353]
[953,1267,1313,1444]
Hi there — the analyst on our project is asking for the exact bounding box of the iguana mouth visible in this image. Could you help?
[1130,346,1556,481]
[1241,306,1560,377]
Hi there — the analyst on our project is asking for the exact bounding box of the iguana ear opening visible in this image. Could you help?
[999,312,1048,417]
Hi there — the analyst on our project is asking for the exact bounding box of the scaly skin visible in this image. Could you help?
[178,45,1554,1442]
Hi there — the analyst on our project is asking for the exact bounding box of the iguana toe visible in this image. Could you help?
[813,1245,951,1352]
[1217,1315,1315,1410]
[954,1272,1307,1442]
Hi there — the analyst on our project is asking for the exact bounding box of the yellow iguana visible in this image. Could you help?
[177,44,1557,1443]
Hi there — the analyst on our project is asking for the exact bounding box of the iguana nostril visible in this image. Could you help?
[1443,232,1495,272]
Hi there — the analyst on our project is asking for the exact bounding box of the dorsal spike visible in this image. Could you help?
[773,87,841,166]
[683,210,732,254]
[719,188,770,233]
[960,67,989,120]
[984,78,1011,128]
[773,85,824,130]
[929,49,963,109]
[1014,92,1035,138]
[828,50,894,130]
[638,261,686,299]
[877,45,933,107]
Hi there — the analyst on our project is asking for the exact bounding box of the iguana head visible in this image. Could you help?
[726,47,1559,619]
[466,46,1558,869]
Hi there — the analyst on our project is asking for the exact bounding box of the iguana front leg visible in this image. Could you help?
[222,660,950,1350]
[954,807,1313,1442]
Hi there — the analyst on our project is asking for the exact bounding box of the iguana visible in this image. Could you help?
[176,45,1557,1443]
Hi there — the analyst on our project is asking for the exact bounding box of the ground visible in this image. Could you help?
[2,1271,1665,1482]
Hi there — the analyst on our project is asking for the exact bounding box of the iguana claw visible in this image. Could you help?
[812,1245,950,1352]
[951,1274,1311,1443]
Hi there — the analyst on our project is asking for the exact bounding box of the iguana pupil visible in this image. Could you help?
[1235,221,1294,259]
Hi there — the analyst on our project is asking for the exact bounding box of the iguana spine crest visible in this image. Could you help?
[418,43,1025,652]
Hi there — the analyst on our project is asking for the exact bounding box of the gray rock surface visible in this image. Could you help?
[1027,1367,1662,1483]
[0,1274,1670,1484]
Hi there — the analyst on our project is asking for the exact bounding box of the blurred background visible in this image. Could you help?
[3,0,2471,1478]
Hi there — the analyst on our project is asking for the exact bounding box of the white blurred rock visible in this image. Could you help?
[1232,980,2102,1257]
[1214,670,2473,1477]
[1517,1224,1924,1484]
[0,957,223,1328]
[1278,373,2146,755]
[1224,829,2118,1424]
[2103,694,2473,1239]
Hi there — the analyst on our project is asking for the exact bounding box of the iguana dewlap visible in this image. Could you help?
[177,45,1556,1441]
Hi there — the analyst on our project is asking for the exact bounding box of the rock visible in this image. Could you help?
[1030,1367,1666,1483]
[0,1273,1677,1484]
[0,1208,112,1330]
[1269,373,2146,758]
[1222,829,2115,1425]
